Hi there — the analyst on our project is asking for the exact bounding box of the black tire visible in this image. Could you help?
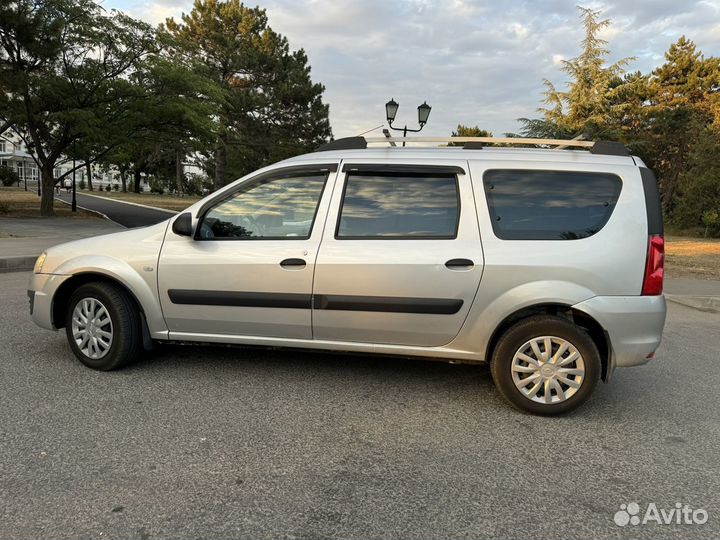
[65,282,143,370]
[490,315,601,415]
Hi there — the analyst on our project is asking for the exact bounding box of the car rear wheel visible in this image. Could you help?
[490,315,601,415]
[65,282,142,370]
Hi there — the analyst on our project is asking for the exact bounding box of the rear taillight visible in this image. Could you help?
[642,234,664,295]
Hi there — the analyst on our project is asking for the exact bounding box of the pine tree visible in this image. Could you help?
[520,7,633,139]
[642,37,720,217]
[165,0,332,189]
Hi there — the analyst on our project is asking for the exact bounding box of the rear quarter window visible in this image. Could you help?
[482,169,622,240]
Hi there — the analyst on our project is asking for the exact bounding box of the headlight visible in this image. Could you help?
[33,252,47,274]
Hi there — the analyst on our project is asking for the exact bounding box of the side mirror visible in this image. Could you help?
[172,212,194,237]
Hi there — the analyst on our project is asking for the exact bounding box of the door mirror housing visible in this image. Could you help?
[172,212,194,237]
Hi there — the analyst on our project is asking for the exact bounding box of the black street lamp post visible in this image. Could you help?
[71,142,77,212]
[385,98,432,146]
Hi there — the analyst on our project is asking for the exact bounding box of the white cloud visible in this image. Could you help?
[106,0,720,138]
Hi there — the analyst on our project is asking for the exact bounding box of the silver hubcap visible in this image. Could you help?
[511,336,585,404]
[71,298,113,360]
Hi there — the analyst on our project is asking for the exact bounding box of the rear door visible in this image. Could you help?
[312,160,483,347]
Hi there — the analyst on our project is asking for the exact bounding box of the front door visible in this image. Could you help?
[312,160,484,347]
[158,163,338,339]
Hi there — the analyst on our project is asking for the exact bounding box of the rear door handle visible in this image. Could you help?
[280,258,306,268]
[445,258,474,269]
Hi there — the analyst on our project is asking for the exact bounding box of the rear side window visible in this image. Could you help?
[337,172,459,238]
[483,169,622,240]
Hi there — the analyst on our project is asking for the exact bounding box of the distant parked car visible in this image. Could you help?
[27,135,666,414]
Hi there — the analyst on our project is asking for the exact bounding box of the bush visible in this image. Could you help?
[149,177,165,194]
[184,173,212,196]
[0,165,19,187]
[78,179,86,190]
[104,184,111,191]
[112,183,119,191]
[702,210,720,238]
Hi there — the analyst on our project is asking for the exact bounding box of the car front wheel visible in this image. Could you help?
[65,282,142,370]
[490,315,601,415]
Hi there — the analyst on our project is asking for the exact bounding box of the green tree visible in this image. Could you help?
[0,0,156,215]
[640,37,720,216]
[448,124,492,146]
[100,51,219,194]
[165,0,331,189]
[520,7,633,140]
[672,125,720,234]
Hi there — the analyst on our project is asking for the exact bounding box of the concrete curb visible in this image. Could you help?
[77,192,178,214]
[666,294,720,314]
[0,256,36,273]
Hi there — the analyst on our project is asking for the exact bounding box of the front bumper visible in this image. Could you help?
[572,295,667,370]
[27,273,72,330]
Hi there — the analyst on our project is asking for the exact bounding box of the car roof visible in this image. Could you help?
[281,146,640,168]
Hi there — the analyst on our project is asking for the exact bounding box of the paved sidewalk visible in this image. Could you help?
[0,217,123,272]
[665,277,720,313]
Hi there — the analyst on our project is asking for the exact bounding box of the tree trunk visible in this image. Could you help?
[176,149,185,195]
[133,170,142,193]
[39,165,55,217]
[214,139,226,191]
[85,161,93,191]
[120,169,127,192]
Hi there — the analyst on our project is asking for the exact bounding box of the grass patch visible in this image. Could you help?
[666,236,720,280]
[86,191,201,211]
[0,187,98,219]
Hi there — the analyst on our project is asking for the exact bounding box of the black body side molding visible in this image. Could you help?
[168,290,463,315]
[313,295,463,315]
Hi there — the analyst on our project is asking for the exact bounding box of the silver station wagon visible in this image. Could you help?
[28,136,667,414]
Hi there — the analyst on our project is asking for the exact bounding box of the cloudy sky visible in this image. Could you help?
[103,0,720,138]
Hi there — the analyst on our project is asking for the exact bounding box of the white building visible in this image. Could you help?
[0,131,38,185]
[0,129,150,191]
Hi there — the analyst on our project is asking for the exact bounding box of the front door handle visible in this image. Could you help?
[445,258,474,269]
[280,258,306,268]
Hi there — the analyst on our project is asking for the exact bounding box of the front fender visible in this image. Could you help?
[51,255,168,338]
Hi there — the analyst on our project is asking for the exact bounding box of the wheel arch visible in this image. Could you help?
[52,272,156,350]
[485,303,611,382]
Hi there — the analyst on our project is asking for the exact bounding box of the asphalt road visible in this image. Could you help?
[55,191,175,228]
[1,271,719,539]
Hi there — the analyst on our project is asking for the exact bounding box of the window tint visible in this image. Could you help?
[337,172,459,238]
[200,172,328,239]
[483,170,622,240]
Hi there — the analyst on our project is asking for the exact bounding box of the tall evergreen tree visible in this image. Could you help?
[165,0,331,189]
[520,7,633,139]
[642,37,720,216]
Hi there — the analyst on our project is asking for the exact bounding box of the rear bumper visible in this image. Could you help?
[572,295,667,370]
[27,273,72,331]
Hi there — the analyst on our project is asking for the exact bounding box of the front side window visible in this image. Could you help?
[199,171,328,240]
[337,172,459,238]
[483,169,622,240]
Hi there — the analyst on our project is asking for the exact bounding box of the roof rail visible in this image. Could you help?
[315,136,629,156]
